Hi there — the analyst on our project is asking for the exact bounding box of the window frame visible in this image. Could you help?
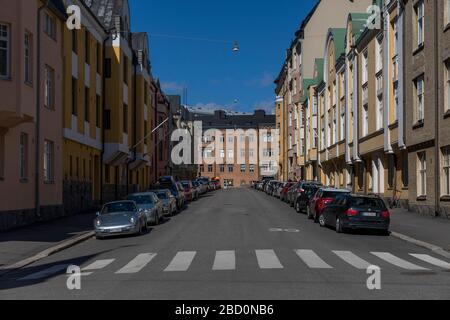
[19,132,28,181]
[24,32,33,85]
[417,152,427,197]
[44,140,55,184]
[0,23,10,79]
[44,65,55,109]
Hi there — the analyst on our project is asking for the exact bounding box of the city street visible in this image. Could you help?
[0,188,449,300]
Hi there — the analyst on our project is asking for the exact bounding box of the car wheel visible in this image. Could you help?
[307,207,313,220]
[336,217,343,234]
[319,214,326,227]
[154,214,160,226]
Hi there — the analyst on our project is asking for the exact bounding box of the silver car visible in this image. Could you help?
[127,192,165,226]
[94,201,147,239]
[154,189,177,216]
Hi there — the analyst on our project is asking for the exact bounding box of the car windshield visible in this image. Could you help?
[304,185,319,196]
[323,191,349,198]
[127,195,154,205]
[182,182,190,188]
[350,197,386,210]
[156,192,169,200]
[101,202,136,214]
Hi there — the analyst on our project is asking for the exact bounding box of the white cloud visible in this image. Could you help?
[246,72,275,88]
[161,81,184,93]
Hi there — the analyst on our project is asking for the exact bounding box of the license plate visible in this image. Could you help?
[110,228,122,233]
[363,212,377,217]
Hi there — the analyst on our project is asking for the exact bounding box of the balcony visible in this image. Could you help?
[104,133,131,166]
[0,110,34,129]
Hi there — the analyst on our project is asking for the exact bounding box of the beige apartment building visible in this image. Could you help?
[404,0,450,217]
[196,110,277,187]
[275,0,373,183]
[0,0,65,230]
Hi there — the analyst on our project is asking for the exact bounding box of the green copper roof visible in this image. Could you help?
[327,28,347,61]
[300,78,316,104]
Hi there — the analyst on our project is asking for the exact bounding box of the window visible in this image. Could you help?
[447,0,450,25]
[208,165,213,173]
[249,164,255,173]
[44,140,54,183]
[415,1,424,47]
[289,135,292,149]
[104,110,111,130]
[123,104,128,134]
[20,133,28,180]
[72,31,78,54]
[220,149,225,158]
[44,65,55,109]
[442,147,450,196]
[240,165,246,173]
[417,152,427,197]
[376,95,383,130]
[96,95,101,127]
[24,32,32,84]
[0,23,10,78]
[394,82,399,121]
[415,75,425,122]
[123,55,128,84]
[240,149,246,158]
[362,51,368,84]
[85,31,90,64]
[362,104,369,137]
[72,77,78,115]
[44,13,56,40]
[199,165,204,173]
[312,128,318,148]
[219,164,225,173]
[446,60,450,112]
[228,165,234,173]
[84,87,90,122]
[340,111,345,141]
[96,43,101,73]
[376,36,383,72]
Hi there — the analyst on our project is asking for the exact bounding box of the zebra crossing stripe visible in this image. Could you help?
[213,251,236,271]
[333,251,372,270]
[82,259,115,271]
[295,250,333,269]
[116,253,157,274]
[371,252,429,270]
[164,252,197,272]
[255,250,283,269]
[409,254,450,269]
[19,264,70,281]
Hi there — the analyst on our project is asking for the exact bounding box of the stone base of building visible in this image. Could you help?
[102,184,138,204]
[407,203,450,219]
[0,205,64,232]
[63,181,97,216]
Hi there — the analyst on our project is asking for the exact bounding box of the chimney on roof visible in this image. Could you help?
[214,110,226,119]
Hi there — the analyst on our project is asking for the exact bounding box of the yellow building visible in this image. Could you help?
[275,63,288,180]
[62,1,107,214]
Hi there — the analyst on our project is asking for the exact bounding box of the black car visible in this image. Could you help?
[154,176,185,211]
[319,194,390,234]
[293,182,323,213]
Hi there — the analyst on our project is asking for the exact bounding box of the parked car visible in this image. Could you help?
[286,182,301,206]
[156,176,185,211]
[181,181,195,202]
[273,182,285,198]
[176,182,187,207]
[192,181,201,199]
[154,189,177,216]
[280,182,294,202]
[266,180,278,196]
[293,182,323,213]
[195,180,208,195]
[307,188,351,222]
[127,192,164,225]
[319,194,390,234]
[94,201,147,239]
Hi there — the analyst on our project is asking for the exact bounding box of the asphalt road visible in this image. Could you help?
[1,188,449,300]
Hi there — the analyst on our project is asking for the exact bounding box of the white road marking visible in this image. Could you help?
[116,253,157,274]
[164,252,197,272]
[409,254,450,269]
[213,251,236,271]
[333,251,372,270]
[371,252,429,270]
[255,250,283,269]
[295,250,333,269]
[19,264,70,281]
[82,259,115,271]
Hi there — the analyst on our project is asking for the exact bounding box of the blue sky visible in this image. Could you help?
[130,0,317,114]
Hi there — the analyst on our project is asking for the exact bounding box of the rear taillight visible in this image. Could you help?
[297,188,305,193]
[346,209,358,217]
[381,211,390,219]
[317,198,333,212]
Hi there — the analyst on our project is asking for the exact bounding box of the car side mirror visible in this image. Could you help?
[96,212,100,217]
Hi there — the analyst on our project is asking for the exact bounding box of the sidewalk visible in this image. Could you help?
[390,208,450,252]
[0,213,95,268]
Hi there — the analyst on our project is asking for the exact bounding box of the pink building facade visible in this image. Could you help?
[0,0,65,230]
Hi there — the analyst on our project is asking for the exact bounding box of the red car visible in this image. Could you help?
[280,182,294,202]
[307,188,350,223]
[181,181,194,202]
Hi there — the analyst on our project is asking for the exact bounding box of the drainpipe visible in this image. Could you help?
[35,0,51,219]
[434,0,440,217]
[100,33,111,205]
[126,48,138,194]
